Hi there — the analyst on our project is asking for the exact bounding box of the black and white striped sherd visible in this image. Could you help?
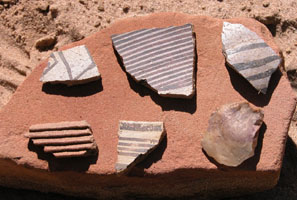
[112,24,196,98]
[40,45,100,86]
[222,22,281,94]
[115,121,165,173]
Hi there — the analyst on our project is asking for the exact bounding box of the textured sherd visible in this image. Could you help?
[222,22,281,94]
[112,24,196,98]
[29,120,91,131]
[201,102,264,167]
[116,121,165,173]
[25,121,98,158]
[40,45,100,86]
[0,13,295,199]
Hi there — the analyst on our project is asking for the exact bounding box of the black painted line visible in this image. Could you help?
[119,136,159,143]
[128,55,194,78]
[119,33,193,56]
[260,87,268,94]
[158,78,193,91]
[227,42,269,55]
[74,46,99,80]
[113,28,159,45]
[74,62,97,80]
[125,46,194,70]
[115,163,128,170]
[42,53,58,76]
[58,51,73,80]
[115,27,192,52]
[118,142,155,148]
[113,24,191,42]
[118,151,140,157]
[232,55,280,71]
[155,75,192,90]
[112,28,149,41]
[152,73,192,89]
[246,68,276,81]
[120,123,163,132]
[124,41,193,65]
[136,60,193,80]
[147,65,192,82]
[123,37,193,62]
[249,80,269,93]
[84,46,97,65]
[118,146,148,153]
[113,24,191,46]
[149,68,192,86]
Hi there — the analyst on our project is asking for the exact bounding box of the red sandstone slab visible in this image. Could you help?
[0,13,295,199]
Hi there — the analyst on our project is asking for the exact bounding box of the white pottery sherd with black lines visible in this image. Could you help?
[40,45,100,86]
[115,121,165,173]
[222,22,281,94]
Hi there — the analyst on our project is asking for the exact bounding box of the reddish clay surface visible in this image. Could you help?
[0,13,295,199]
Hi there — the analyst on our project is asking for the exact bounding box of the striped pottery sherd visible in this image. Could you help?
[40,45,100,86]
[222,22,281,94]
[25,121,98,158]
[112,24,196,99]
[115,121,165,173]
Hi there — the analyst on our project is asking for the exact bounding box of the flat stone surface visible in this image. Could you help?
[201,102,264,167]
[0,13,295,199]
[25,120,98,158]
[112,24,195,98]
[222,22,281,94]
[116,121,165,173]
[40,45,100,86]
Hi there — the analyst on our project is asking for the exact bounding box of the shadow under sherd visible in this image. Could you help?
[277,136,297,188]
[126,75,197,114]
[129,134,168,177]
[42,79,103,97]
[112,37,197,114]
[226,65,282,107]
[28,140,98,172]
[202,122,266,171]
[225,136,297,200]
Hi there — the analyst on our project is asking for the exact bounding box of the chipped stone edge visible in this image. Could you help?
[201,102,264,167]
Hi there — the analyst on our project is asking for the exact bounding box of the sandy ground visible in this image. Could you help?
[0,0,296,199]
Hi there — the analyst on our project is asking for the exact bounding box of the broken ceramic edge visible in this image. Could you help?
[221,22,281,94]
[115,120,166,174]
[25,120,98,158]
[40,45,101,86]
[111,24,196,99]
[201,102,264,167]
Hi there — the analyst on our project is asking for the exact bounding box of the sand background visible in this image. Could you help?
[0,0,296,199]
